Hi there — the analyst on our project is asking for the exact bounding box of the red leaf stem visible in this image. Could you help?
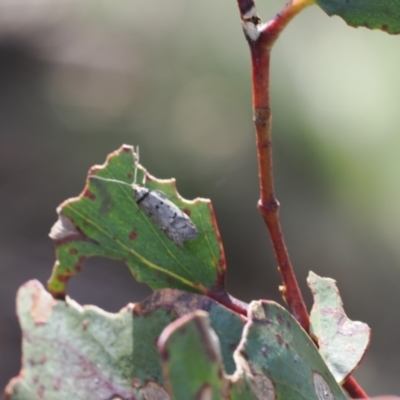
[343,376,370,399]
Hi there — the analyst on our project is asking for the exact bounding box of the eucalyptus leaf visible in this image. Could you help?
[235,300,349,399]
[158,311,258,400]
[48,145,226,298]
[5,281,245,400]
[315,0,400,34]
[308,271,371,383]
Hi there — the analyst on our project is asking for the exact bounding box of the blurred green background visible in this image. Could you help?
[1,0,400,396]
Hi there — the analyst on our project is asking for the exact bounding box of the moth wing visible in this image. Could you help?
[153,190,169,200]
[165,228,185,249]
[137,192,171,229]
[170,215,199,240]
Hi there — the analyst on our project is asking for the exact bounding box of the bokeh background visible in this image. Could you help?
[1,0,400,396]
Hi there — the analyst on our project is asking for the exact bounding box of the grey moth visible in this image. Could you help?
[133,184,198,248]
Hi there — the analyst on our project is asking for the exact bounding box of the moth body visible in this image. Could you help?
[133,184,198,248]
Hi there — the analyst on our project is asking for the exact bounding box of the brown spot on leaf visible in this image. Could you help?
[69,248,78,255]
[275,334,283,345]
[127,172,133,180]
[57,274,70,283]
[182,208,191,216]
[83,188,96,200]
[166,276,175,285]
[129,230,138,240]
[382,24,389,31]
[229,342,238,351]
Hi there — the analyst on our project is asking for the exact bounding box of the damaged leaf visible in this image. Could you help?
[5,281,245,400]
[315,0,400,34]
[47,145,226,298]
[235,300,348,399]
[158,311,258,400]
[308,271,371,383]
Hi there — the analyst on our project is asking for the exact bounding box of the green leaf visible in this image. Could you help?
[158,311,259,400]
[315,0,400,34]
[307,271,371,383]
[47,145,226,297]
[134,288,246,377]
[5,281,245,400]
[236,300,348,400]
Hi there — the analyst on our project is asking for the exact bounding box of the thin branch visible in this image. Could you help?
[343,376,369,399]
[238,0,312,332]
[236,1,369,398]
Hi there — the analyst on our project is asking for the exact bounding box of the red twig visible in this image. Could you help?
[236,0,369,398]
[343,376,369,399]
[238,0,312,332]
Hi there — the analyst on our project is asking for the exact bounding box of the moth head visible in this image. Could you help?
[132,184,149,202]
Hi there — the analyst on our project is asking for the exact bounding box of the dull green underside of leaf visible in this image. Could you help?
[236,301,348,400]
[5,281,245,400]
[6,281,352,400]
[159,299,348,400]
[159,311,258,400]
[308,271,370,383]
[47,145,226,297]
[316,0,400,34]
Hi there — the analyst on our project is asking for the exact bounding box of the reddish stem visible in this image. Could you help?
[343,376,369,399]
[251,46,309,331]
[236,0,369,398]
[239,0,311,332]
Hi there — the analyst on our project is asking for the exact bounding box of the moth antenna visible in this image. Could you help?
[133,146,139,185]
[89,175,131,187]
[133,146,147,186]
